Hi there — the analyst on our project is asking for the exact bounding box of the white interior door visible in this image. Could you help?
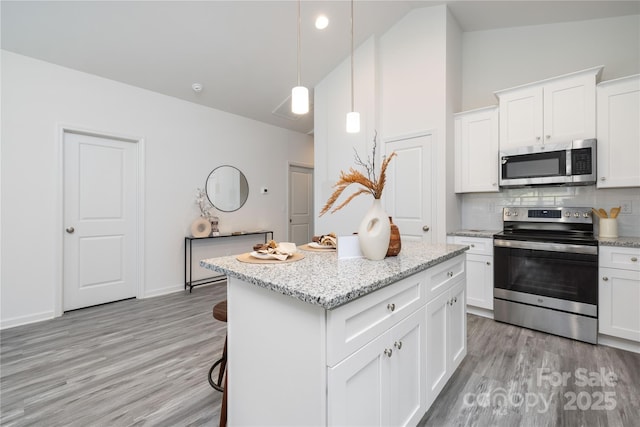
[289,165,313,245]
[63,131,138,311]
[383,133,435,243]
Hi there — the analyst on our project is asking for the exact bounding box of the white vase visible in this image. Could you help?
[358,198,391,260]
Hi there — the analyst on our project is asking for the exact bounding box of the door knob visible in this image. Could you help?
[66,227,75,234]
[422,226,430,232]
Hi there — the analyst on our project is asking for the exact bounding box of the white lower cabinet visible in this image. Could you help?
[425,279,466,407]
[226,254,467,426]
[448,236,494,310]
[599,246,640,342]
[328,307,426,427]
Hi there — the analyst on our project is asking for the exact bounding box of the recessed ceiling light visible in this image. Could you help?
[315,15,329,30]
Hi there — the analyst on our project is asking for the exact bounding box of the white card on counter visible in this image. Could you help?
[337,235,363,259]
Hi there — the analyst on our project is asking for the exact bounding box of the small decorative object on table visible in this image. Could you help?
[195,187,220,236]
[320,132,398,260]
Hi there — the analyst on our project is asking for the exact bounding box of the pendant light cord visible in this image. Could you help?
[350,0,354,111]
[297,0,302,87]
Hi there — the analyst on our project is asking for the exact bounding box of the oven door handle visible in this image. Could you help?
[494,239,598,255]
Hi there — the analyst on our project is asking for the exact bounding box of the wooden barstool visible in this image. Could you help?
[208,300,227,427]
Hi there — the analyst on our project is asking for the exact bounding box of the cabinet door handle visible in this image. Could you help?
[384,348,393,357]
[631,257,638,262]
[394,341,403,350]
[423,225,430,232]
[486,261,491,266]
[470,244,475,247]
[545,135,551,140]
[387,303,396,312]
[448,299,453,306]
[602,277,609,281]
[447,271,454,277]
[601,177,606,181]
[453,296,458,304]
[66,226,75,234]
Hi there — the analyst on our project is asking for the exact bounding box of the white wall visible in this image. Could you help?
[1,50,313,328]
[461,14,640,111]
[315,5,463,243]
[314,37,377,236]
[378,5,459,242]
[457,14,640,234]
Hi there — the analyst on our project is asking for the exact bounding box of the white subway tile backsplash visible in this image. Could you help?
[460,186,640,237]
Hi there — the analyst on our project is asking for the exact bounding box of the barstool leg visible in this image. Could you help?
[217,336,227,387]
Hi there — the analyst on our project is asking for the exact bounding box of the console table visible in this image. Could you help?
[184,230,274,292]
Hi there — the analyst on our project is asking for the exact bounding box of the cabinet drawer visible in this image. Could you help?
[450,236,493,256]
[326,272,425,367]
[425,255,466,302]
[600,246,640,271]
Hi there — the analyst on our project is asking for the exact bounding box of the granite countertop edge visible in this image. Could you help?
[597,236,640,248]
[447,230,640,248]
[200,244,469,310]
[447,230,499,238]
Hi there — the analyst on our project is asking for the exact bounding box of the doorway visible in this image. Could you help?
[61,129,143,311]
[288,165,314,246]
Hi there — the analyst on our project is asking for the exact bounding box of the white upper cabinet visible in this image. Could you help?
[454,106,499,193]
[496,66,603,150]
[596,74,640,188]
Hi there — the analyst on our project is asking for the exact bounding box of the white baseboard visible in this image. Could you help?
[142,284,186,299]
[467,305,494,319]
[1,310,55,330]
[598,334,640,354]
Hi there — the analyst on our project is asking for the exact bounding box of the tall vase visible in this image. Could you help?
[358,199,391,261]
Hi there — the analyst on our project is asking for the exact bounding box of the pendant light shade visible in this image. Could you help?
[346,111,360,133]
[292,86,309,115]
[292,0,309,115]
[346,0,360,133]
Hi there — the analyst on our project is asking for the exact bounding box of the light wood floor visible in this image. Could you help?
[1,284,226,426]
[2,284,639,426]
[418,314,640,427]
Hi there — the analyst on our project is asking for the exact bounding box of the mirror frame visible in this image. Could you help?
[205,165,249,212]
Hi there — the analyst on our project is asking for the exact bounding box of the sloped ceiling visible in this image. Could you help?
[2,1,638,134]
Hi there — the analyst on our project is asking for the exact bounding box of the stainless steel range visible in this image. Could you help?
[493,207,598,344]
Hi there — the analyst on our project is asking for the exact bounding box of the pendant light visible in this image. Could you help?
[292,0,309,115]
[346,0,360,133]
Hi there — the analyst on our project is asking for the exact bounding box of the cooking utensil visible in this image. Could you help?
[610,206,621,218]
[599,208,608,218]
[592,208,603,219]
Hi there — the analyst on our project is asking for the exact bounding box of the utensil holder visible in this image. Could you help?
[599,218,618,238]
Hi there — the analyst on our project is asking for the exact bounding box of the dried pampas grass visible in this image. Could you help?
[320,133,396,216]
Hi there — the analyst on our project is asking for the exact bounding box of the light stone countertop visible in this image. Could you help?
[447,230,499,239]
[598,236,640,248]
[200,240,469,310]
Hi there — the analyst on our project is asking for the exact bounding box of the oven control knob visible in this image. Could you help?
[514,212,518,216]
[565,211,571,217]
[505,211,511,216]
[583,212,589,218]
[574,212,580,218]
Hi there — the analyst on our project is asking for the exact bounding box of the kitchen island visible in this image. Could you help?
[201,241,468,426]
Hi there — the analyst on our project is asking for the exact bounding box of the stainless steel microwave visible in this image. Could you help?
[499,139,596,187]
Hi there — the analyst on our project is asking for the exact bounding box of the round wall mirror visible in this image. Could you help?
[206,165,249,212]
